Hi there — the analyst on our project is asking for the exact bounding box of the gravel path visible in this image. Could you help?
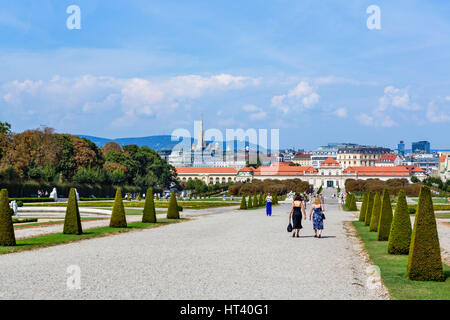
[0,196,382,300]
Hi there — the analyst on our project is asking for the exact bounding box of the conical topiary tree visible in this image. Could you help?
[369,192,381,232]
[407,186,444,281]
[167,192,180,219]
[247,195,253,208]
[109,188,127,228]
[273,193,278,205]
[377,188,393,241]
[387,190,412,254]
[63,188,83,235]
[240,195,247,210]
[259,193,264,207]
[364,192,374,226]
[0,189,16,246]
[359,192,368,221]
[345,193,351,208]
[142,187,157,223]
[349,194,358,211]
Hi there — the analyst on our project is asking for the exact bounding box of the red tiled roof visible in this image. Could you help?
[176,167,238,174]
[440,155,447,162]
[403,165,425,173]
[321,157,340,167]
[239,167,255,172]
[376,154,398,163]
[254,163,318,176]
[343,166,410,176]
[293,153,311,160]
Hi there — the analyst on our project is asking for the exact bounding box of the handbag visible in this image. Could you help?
[322,212,326,220]
[287,223,293,232]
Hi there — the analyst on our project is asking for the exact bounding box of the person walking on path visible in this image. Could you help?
[265,193,273,216]
[309,197,325,238]
[289,194,306,237]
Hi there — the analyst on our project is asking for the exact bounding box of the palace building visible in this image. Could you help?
[176,157,425,188]
[337,145,391,169]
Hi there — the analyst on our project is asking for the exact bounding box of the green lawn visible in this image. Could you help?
[123,208,166,215]
[1,219,185,255]
[14,217,106,228]
[352,221,450,300]
[435,213,450,219]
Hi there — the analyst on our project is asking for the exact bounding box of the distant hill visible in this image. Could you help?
[77,135,193,151]
[77,134,268,152]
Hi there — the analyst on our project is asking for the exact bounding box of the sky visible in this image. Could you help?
[0,0,450,150]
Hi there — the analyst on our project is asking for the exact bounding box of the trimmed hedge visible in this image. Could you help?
[240,195,247,210]
[407,186,444,281]
[247,195,253,208]
[63,188,83,235]
[359,192,368,222]
[142,187,156,223]
[0,181,140,199]
[364,192,374,226]
[9,198,54,203]
[109,188,128,228]
[0,189,16,246]
[369,192,381,232]
[377,188,393,241]
[387,190,412,254]
[167,193,180,219]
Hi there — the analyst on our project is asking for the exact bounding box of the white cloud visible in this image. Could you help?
[288,81,314,98]
[356,113,374,126]
[426,101,450,123]
[242,104,267,120]
[334,107,347,118]
[243,104,259,112]
[271,80,319,114]
[377,86,417,112]
[1,73,260,126]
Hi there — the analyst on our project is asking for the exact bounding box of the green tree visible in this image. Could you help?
[359,192,368,222]
[240,195,247,210]
[273,193,278,205]
[317,186,323,195]
[109,188,127,227]
[387,190,412,254]
[364,192,374,226]
[259,193,264,207]
[247,195,253,208]
[63,188,83,235]
[349,194,357,211]
[0,189,16,246]
[407,186,444,281]
[377,188,393,241]
[142,187,157,223]
[0,121,11,135]
[369,192,381,232]
[167,192,180,219]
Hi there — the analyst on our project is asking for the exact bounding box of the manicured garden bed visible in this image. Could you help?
[352,221,450,300]
[1,219,186,254]
[25,201,238,209]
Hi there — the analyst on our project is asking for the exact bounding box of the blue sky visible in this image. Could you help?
[1,0,449,150]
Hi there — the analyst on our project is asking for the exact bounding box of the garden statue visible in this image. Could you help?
[74,188,80,201]
[9,200,18,216]
[286,191,295,202]
[50,187,58,201]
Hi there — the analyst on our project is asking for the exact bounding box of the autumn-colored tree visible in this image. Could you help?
[102,142,123,155]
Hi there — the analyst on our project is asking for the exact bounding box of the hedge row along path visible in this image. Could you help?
[12,205,239,240]
[0,190,384,299]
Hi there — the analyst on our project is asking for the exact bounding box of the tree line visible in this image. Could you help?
[0,122,176,197]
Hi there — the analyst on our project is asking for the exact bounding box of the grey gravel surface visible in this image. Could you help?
[0,200,378,299]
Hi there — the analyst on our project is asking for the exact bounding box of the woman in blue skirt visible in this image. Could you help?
[309,197,325,238]
[265,193,273,216]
